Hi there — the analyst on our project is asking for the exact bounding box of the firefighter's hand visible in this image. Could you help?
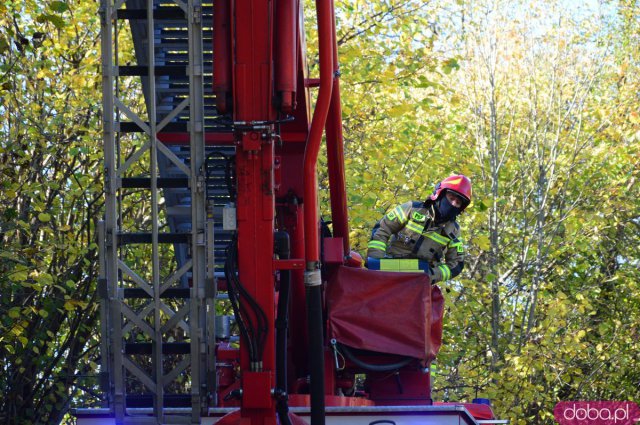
[418,261,434,278]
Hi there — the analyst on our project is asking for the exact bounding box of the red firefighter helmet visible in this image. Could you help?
[429,174,472,209]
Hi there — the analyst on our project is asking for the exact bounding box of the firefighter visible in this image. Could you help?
[366,174,472,284]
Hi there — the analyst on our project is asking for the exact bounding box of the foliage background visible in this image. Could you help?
[0,0,638,423]
[324,1,639,424]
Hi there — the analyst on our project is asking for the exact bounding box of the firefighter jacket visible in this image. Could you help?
[367,201,465,284]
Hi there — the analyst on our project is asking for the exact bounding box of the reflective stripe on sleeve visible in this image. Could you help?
[368,240,387,251]
[438,265,451,281]
[394,205,408,223]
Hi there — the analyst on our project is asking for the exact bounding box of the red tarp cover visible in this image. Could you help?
[326,266,444,363]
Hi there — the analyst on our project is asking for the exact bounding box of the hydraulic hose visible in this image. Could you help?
[306,282,325,425]
[274,232,292,425]
[338,343,414,372]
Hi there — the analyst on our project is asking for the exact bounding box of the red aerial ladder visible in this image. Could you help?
[75,0,505,424]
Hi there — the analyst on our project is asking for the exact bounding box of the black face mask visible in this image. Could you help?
[436,195,462,222]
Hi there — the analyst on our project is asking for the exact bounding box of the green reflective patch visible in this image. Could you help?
[412,211,426,222]
[380,259,420,271]
[450,241,464,253]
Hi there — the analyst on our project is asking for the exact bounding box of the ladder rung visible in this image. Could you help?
[124,342,191,355]
[117,232,190,244]
[123,287,191,299]
[158,29,213,37]
[121,177,189,189]
[166,206,190,216]
[119,122,187,133]
[126,394,192,408]
[154,42,211,50]
[118,65,187,77]
[116,8,188,20]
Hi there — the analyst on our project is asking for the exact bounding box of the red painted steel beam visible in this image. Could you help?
[158,132,305,146]
[213,0,231,113]
[273,259,306,270]
[158,132,235,145]
[231,1,277,423]
[303,0,334,268]
[324,0,350,256]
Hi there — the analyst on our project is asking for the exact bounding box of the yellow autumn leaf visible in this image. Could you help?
[387,103,412,117]
[475,234,491,251]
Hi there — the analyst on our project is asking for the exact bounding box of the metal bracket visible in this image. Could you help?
[196,174,206,193]
[330,339,345,371]
[99,371,110,393]
[190,65,203,76]
[105,230,113,248]
[104,167,113,194]
[304,269,322,287]
[205,279,216,298]
[98,278,109,300]
[192,4,201,24]
[98,4,106,21]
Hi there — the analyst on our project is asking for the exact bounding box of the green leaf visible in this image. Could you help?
[49,1,69,13]
[36,13,65,29]
[10,269,28,282]
[8,307,21,319]
[442,58,460,75]
[36,273,54,285]
[38,213,51,222]
[0,35,9,55]
[3,207,17,220]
